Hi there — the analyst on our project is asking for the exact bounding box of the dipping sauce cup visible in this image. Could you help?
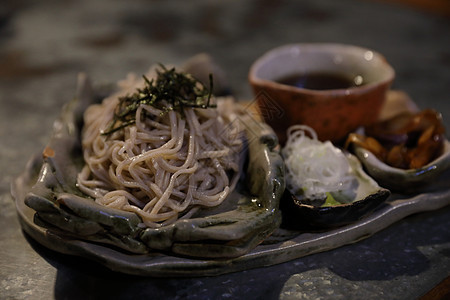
[248,43,395,144]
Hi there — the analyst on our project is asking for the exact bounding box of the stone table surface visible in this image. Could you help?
[1,0,449,299]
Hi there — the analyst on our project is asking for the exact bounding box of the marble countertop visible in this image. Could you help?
[1,0,449,299]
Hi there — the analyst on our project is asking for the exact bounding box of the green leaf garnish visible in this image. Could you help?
[322,192,341,207]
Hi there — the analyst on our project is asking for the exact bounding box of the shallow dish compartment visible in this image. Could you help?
[280,153,391,230]
[18,73,286,259]
[352,140,450,194]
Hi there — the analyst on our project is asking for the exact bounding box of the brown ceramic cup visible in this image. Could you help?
[248,43,395,144]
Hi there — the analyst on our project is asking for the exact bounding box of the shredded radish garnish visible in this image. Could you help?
[282,125,355,200]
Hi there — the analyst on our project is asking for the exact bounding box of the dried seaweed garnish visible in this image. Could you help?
[102,64,214,135]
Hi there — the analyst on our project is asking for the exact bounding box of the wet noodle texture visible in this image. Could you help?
[77,66,243,228]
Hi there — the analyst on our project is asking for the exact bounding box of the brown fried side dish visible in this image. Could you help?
[346,109,446,169]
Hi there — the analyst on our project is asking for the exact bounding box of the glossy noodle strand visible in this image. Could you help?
[77,72,243,228]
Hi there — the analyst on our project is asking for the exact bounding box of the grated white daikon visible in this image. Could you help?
[282,125,356,200]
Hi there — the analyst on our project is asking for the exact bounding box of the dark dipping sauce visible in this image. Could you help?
[276,72,363,90]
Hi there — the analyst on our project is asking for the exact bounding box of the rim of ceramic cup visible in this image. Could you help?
[249,43,395,95]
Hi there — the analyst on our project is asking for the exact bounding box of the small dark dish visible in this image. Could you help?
[280,154,390,230]
[352,140,450,194]
[280,189,390,230]
[347,109,450,194]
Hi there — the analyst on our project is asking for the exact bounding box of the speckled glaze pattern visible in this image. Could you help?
[353,140,450,194]
[12,155,450,276]
[10,75,450,276]
[14,73,285,259]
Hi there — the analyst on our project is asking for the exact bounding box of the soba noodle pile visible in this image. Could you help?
[77,66,243,228]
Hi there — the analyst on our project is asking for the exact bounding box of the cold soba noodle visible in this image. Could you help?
[77,66,243,228]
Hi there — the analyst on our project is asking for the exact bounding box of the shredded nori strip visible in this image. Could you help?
[102,64,214,135]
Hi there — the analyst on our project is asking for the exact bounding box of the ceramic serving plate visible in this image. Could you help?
[11,72,286,260]
[11,73,450,276]
[12,163,450,277]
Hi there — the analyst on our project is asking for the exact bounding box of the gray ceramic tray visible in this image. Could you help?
[12,164,450,277]
[10,73,450,277]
